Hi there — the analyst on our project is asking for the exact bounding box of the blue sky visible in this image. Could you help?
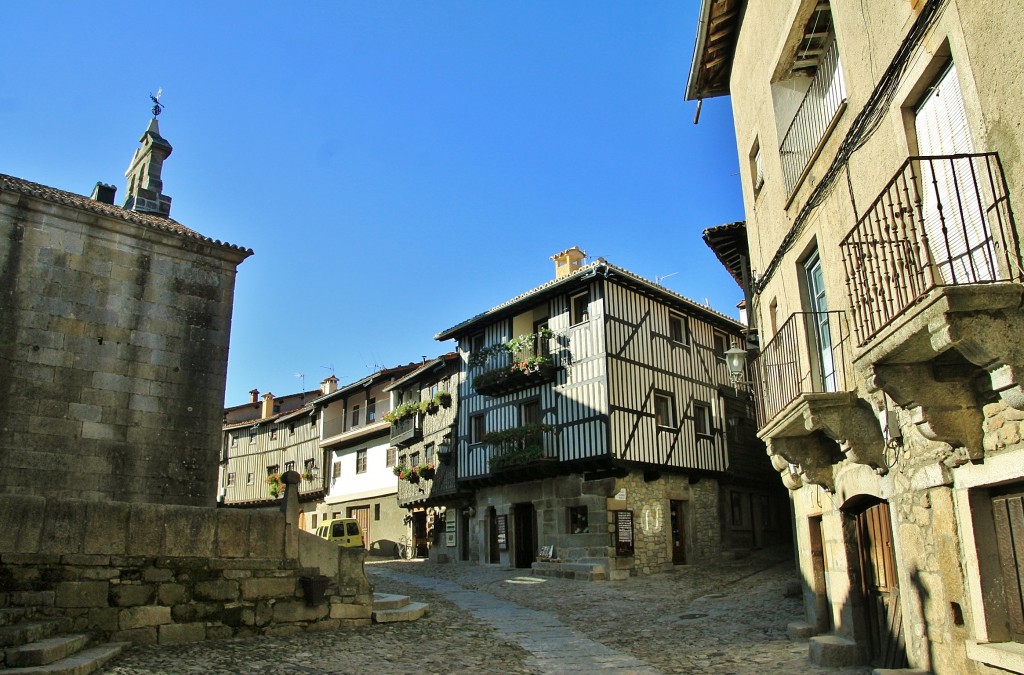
[2,1,743,405]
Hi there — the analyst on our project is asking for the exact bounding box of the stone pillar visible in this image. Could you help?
[282,470,301,560]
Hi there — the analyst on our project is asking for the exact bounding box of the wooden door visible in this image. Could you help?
[854,500,907,668]
[670,500,686,564]
[487,507,500,563]
[513,503,537,569]
[348,506,370,550]
[992,490,1024,642]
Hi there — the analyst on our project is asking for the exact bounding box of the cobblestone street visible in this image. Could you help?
[102,548,871,674]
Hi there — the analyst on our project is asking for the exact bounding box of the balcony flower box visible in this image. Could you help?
[473,358,556,397]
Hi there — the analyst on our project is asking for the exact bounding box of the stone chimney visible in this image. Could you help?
[261,392,275,419]
[123,117,173,216]
[90,182,117,205]
[321,375,339,395]
[249,389,260,404]
[551,247,587,279]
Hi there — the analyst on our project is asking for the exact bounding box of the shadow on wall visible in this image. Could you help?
[370,539,399,557]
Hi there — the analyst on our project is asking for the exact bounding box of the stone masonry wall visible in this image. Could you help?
[0,187,249,506]
[0,495,372,645]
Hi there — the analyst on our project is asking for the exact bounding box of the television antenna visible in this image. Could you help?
[655,271,678,286]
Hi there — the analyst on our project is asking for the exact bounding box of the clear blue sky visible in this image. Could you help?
[2,1,743,405]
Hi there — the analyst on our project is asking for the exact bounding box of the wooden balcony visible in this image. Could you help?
[473,361,556,397]
[390,413,422,447]
[841,153,1024,457]
[752,311,884,491]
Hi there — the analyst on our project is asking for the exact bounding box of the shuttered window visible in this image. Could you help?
[992,491,1024,642]
[914,63,994,284]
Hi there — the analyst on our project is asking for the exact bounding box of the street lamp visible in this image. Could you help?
[724,345,750,386]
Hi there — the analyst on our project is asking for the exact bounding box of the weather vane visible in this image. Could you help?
[149,88,164,117]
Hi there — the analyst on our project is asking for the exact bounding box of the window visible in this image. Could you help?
[311,514,317,530]
[772,3,846,195]
[246,472,254,485]
[332,512,340,520]
[356,449,367,474]
[266,464,279,476]
[750,138,764,194]
[669,313,689,345]
[386,447,397,467]
[289,423,295,436]
[470,333,485,359]
[713,333,728,361]
[570,290,590,325]
[285,461,295,473]
[310,413,317,429]
[374,504,381,520]
[351,405,361,427]
[270,426,278,440]
[520,399,540,426]
[367,398,376,423]
[304,458,316,476]
[226,472,236,486]
[471,414,486,444]
[694,402,712,437]
[569,506,589,534]
[425,443,434,464]
[332,461,341,483]
[410,451,421,467]
[230,434,237,447]
[249,427,257,444]
[654,393,676,429]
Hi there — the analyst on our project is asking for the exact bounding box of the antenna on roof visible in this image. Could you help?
[149,88,164,117]
[321,364,335,375]
[294,372,305,393]
[655,272,678,286]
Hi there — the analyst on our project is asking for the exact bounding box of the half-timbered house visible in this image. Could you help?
[385,352,470,562]
[435,248,786,578]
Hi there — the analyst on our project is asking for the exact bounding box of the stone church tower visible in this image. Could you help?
[123,116,173,216]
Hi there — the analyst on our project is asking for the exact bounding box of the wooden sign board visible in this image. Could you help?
[615,510,634,556]
[497,515,508,551]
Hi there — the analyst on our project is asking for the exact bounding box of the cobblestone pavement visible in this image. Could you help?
[102,548,872,674]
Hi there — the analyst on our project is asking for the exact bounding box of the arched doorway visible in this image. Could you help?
[844,496,907,668]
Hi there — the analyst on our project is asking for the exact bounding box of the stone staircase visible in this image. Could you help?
[371,593,429,623]
[0,611,129,674]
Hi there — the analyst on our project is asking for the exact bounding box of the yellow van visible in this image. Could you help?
[315,518,364,548]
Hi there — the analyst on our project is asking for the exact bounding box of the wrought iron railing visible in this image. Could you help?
[752,311,851,429]
[839,153,1020,346]
[779,36,846,195]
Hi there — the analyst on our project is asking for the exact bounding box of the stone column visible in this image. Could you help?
[281,470,301,560]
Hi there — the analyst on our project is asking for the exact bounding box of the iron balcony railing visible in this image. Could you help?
[779,35,846,196]
[752,311,851,429]
[839,153,1021,346]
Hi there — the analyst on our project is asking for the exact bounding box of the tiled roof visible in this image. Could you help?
[435,259,743,340]
[0,173,253,257]
[313,362,423,405]
[702,221,747,289]
[383,352,460,392]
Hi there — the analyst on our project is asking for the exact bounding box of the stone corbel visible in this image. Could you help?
[768,436,842,492]
[867,362,983,459]
[803,399,887,472]
[769,450,803,491]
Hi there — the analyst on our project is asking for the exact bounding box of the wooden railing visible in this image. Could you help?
[752,311,851,429]
[840,153,1020,345]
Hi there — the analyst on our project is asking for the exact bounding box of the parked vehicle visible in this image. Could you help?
[315,518,364,548]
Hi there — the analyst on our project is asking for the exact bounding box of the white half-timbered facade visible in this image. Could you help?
[436,249,786,576]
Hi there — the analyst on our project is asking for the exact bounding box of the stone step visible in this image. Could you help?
[5,634,90,668]
[531,561,607,581]
[0,620,71,650]
[372,593,412,611]
[1,642,130,675]
[0,609,28,628]
[372,601,429,623]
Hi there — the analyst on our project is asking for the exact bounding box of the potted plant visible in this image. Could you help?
[434,390,453,408]
[266,472,284,497]
[393,464,407,477]
[405,466,420,483]
[419,463,436,480]
[420,399,439,416]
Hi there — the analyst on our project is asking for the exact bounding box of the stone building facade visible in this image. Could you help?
[0,116,251,506]
[690,0,1024,671]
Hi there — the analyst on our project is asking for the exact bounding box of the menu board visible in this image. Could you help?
[615,510,634,556]
[497,515,508,551]
[445,517,456,547]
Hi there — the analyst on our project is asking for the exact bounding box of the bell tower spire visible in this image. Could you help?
[123,90,173,217]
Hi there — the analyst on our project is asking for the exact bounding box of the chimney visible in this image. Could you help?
[90,182,117,205]
[124,117,173,216]
[249,389,260,404]
[551,246,587,279]
[261,392,275,419]
[321,375,339,395]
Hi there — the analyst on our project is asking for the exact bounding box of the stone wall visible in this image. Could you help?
[0,179,251,506]
[0,495,372,645]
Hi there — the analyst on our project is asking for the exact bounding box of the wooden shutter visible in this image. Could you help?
[992,492,1024,641]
